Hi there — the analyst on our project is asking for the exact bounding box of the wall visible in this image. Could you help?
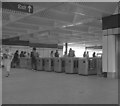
[2,45,63,57]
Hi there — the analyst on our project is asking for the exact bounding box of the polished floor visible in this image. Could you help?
[2,68,118,104]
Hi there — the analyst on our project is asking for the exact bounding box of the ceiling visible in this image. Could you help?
[2,2,118,46]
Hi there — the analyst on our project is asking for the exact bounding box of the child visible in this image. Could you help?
[3,49,13,77]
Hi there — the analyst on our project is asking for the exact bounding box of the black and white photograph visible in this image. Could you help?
[0,0,119,105]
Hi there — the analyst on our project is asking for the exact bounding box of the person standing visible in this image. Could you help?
[54,50,59,57]
[50,51,54,57]
[30,47,38,71]
[3,49,13,77]
[12,50,19,68]
[92,52,96,57]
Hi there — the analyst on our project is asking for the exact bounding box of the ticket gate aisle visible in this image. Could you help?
[54,58,62,72]
[37,58,43,71]
[26,58,32,69]
[65,57,78,74]
[78,58,97,75]
[61,57,66,72]
[44,57,54,72]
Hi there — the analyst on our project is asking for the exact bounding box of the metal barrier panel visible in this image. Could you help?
[54,58,62,72]
[78,58,88,75]
[37,58,43,71]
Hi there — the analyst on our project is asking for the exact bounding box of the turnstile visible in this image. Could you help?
[44,57,54,71]
[54,58,62,72]
[78,58,97,75]
[77,58,88,75]
[88,58,97,75]
[37,58,43,71]
[65,57,78,74]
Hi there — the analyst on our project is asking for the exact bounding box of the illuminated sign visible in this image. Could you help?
[2,2,33,14]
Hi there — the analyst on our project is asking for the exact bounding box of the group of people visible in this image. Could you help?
[50,50,59,57]
[1,47,39,77]
[83,51,97,58]
[63,48,75,57]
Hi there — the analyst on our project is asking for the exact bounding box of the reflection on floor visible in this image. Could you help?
[2,68,118,104]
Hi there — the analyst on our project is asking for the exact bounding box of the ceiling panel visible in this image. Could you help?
[18,16,55,26]
[7,22,39,30]
[3,27,28,33]
[64,24,89,32]
[34,9,75,23]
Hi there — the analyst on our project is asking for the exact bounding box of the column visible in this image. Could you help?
[65,43,68,55]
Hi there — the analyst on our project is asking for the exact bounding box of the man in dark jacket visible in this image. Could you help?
[31,47,38,71]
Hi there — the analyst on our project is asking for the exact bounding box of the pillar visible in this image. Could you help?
[102,34,116,78]
[102,13,120,78]
[65,43,68,55]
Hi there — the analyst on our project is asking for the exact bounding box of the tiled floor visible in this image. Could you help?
[2,68,118,104]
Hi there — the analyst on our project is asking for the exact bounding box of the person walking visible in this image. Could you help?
[3,49,13,77]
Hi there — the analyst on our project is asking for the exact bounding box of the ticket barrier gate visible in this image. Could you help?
[44,58,54,72]
[88,58,97,75]
[54,58,63,72]
[65,58,78,74]
[78,58,97,75]
[37,58,43,71]
[78,58,88,75]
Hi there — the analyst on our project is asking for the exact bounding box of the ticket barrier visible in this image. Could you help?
[65,57,78,74]
[78,58,97,75]
[19,57,28,69]
[88,58,97,75]
[37,58,43,71]
[44,58,54,72]
[54,58,63,73]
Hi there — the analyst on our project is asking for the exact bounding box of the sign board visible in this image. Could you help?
[2,2,33,14]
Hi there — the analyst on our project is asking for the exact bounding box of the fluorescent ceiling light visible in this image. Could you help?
[62,22,82,28]
[74,12,85,16]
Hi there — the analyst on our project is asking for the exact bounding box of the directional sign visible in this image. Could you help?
[2,2,33,14]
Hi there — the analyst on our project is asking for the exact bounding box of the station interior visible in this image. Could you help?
[0,1,119,104]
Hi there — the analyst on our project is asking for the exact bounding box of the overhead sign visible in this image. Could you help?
[86,46,102,49]
[2,2,33,14]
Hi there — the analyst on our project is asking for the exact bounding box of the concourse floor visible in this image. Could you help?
[2,68,118,104]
